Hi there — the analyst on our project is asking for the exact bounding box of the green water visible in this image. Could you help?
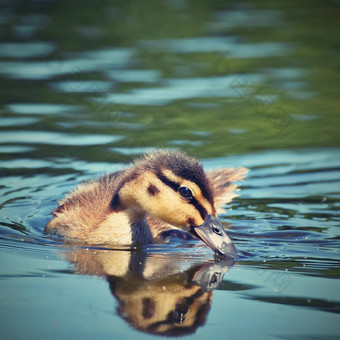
[0,0,340,339]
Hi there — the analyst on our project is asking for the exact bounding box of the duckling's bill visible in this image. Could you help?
[191,215,237,257]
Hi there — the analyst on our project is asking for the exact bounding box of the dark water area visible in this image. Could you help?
[0,0,340,339]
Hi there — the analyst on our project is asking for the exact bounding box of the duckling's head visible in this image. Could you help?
[113,150,235,255]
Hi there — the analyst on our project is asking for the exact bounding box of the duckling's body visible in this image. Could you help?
[47,169,158,244]
[45,150,247,252]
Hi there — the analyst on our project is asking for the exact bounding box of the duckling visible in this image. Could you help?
[44,150,247,255]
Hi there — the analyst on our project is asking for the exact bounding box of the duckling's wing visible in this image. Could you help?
[207,167,248,214]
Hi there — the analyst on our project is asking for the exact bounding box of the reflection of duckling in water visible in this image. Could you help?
[65,248,234,336]
[45,150,247,254]
[109,269,212,336]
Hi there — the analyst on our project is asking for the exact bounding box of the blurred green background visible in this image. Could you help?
[0,0,339,162]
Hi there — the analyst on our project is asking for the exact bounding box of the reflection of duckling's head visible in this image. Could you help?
[108,274,212,336]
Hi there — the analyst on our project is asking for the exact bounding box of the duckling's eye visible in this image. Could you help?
[212,226,222,235]
[178,186,193,199]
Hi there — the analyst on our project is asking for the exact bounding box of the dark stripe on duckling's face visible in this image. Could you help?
[190,197,207,221]
[156,172,208,222]
[156,172,180,192]
[172,168,213,205]
[142,297,155,319]
[147,184,160,196]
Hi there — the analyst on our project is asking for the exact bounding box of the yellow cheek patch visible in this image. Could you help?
[117,168,214,228]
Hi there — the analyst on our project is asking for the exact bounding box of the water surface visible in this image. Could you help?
[0,0,340,339]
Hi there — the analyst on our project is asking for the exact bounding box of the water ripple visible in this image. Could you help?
[0,131,124,146]
[0,41,55,58]
[141,37,293,58]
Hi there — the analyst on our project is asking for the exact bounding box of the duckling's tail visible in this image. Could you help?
[207,167,249,214]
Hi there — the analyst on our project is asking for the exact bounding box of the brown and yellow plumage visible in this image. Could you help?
[44,150,248,252]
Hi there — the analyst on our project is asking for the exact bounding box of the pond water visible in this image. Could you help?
[0,0,340,339]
